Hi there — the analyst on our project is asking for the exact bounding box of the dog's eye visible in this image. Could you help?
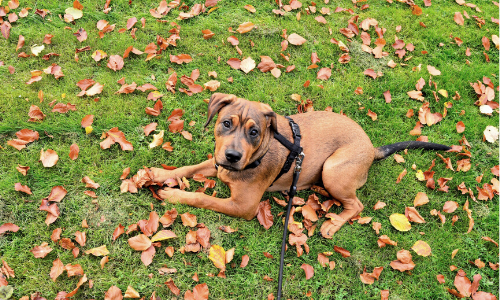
[249,129,259,137]
[222,120,231,128]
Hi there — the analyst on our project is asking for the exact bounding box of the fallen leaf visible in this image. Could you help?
[300,263,314,279]
[40,149,59,167]
[209,244,226,271]
[389,214,411,231]
[412,240,432,256]
[256,199,273,229]
[288,33,307,45]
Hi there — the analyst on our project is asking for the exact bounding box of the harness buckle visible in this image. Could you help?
[294,152,305,173]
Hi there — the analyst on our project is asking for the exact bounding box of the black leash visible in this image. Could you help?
[275,117,304,300]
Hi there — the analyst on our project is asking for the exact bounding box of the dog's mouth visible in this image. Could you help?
[216,163,241,172]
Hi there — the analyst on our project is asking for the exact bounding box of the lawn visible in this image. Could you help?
[0,0,498,299]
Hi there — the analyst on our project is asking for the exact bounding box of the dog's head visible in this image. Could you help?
[205,93,277,171]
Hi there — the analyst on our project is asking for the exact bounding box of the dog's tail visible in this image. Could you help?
[374,141,451,160]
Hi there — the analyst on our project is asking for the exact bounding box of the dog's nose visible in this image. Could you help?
[225,149,242,163]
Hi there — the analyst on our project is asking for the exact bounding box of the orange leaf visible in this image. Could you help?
[104,286,122,300]
[240,254,250,268]
[181,212,197,227]
[256,199,273,230]
[50,258,65,282]
[128,234,152,251]
[107,55,124,71]
[414,192,429,206]
[287,33,307,45]
[141,245,155,266]
[69,143,79,160]
[454,12,464,25]
[30,242,53,258]
[15,182,32,194]
[113,224,125,241]
[396,168,407,183]
[40,149,59,167]
[236,22,254,34]
[333,245,350,257]
[48,186,67,202]
[300,263,314,279]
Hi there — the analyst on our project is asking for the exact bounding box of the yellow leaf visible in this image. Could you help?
[85,126,93,134]
[150,230,177,242]
[412,240,431,257]
[389,214,411,232]
[209,245,226,271]
[415,170,425,181]
[149,130,164,149]
[65,7,83,19]
[31,44,45,56]
[84,245,109,256]
[438,89,448,98]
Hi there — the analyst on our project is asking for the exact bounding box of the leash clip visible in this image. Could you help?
[294,152,305,173]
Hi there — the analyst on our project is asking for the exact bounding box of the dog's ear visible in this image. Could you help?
[261,103,277,132]
[204,93,238,127]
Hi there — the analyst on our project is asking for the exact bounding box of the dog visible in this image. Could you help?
[138,93,450,237]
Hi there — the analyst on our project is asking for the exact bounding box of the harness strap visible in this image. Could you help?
[272,117,303,183]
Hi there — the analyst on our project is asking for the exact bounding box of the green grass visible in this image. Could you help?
[0,0,498,299]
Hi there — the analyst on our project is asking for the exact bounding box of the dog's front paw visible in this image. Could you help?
[150,167,174,183]
[158,187,181,204]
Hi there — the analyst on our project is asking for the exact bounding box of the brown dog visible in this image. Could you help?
[141,93,449,237]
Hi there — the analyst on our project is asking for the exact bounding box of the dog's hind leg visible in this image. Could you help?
[319,147,373,238]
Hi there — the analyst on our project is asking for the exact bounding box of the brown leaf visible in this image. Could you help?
[48,186,67,202]
[113,224,125,241]
[14,182,32,194]
[50,258,65,282]
[107,55,124,71]
[170,54,192,64]
[456,121,465,133]
[482,236,499,247]
[454,12,465,25]
[181,212,197,227]
[443,201,459,213]
[240,254,250,268]
[427,65,441,76]
[68,143,79,160]
[300,263,314,279]
[40,149,59,167]
[256,199,273,230]
[454,269,472,297]
[317,67,331,80]
[364,69,377,79]
[141,245,155,266]
[396,168,407,183]
[236,22,254,34]
[414,192,429,206]
[30,242,53,258]
[165,278,180,296]
[373,201,386,210]
[288,33,307,45]
[405,207,426,223]
[104,285,123,300]
[128,234,152,251]
[333,245,350,258]
[74,231,86,247]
